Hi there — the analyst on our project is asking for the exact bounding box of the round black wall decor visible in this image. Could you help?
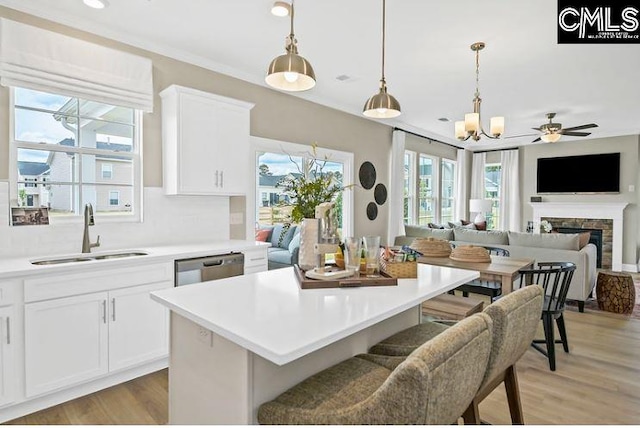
[366,202,378,220]
[374,183,388,205]
[359,161,376,190]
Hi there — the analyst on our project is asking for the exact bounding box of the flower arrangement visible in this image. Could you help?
[277,144,349,223]
[540,220,553,233]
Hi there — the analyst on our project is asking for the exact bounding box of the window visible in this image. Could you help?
[11,87,141,219]
[252,138,354,238]
[484,164,502,229]
[403,152,415,224]
[441,159,455,223]
[109,191,120,206]
[404,150,457,226]
[102,163,113,179]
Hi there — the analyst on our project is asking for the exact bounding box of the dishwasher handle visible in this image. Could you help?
[202,259,224,267]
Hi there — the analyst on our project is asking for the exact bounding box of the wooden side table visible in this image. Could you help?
[596,271,636,314]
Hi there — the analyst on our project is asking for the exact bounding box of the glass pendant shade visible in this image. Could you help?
[266,53,316,91]
[490,116,505,137]
[541,133,562,143]
[465,113,479,132]
[455,121,466,140]
[363,84,401,118]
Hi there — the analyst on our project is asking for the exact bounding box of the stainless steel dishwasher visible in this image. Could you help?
[174,252,244,286]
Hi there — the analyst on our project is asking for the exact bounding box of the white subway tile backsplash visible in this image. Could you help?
[0,184,230,258]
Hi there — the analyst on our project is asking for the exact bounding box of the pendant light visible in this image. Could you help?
[266,0,316,91]
[363,0,401,119]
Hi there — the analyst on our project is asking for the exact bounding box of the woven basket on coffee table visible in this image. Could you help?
[449,245,491,263]
[410,237,452,257]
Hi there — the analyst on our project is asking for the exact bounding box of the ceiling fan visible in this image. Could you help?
[508,112,598,143]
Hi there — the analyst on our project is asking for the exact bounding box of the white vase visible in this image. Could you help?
[298,218,319,271]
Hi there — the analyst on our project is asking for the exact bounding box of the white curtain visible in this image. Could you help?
[499,149,521,231]
[0,18,153,111]
[387,130,406,245]
[470,152,486,200]
[454,149,467,220]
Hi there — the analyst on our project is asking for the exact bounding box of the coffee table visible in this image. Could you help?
[417,254,535,294]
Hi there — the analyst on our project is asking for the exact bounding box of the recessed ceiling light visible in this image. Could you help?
[83,0,108,9]
[271,1,291,17]
[336,75,351,82]
[438,117,450,122]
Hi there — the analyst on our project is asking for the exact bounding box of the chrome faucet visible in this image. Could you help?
[82,203,101,253]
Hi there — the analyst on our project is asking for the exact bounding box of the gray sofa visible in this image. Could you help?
[395,225,597,311]
[260,224,301,270]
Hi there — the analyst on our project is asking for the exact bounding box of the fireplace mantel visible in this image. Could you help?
[529,202,628,271]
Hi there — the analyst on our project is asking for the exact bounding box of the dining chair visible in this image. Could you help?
[450,244,510,301]
[257,313,493,425]
[517,261,576,371]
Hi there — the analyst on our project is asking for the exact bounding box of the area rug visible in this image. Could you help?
[566,272,640,320]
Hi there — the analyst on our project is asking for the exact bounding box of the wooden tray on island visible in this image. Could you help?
[293,264,397,289]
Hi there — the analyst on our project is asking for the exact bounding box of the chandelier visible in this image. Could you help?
[455,42,504,141]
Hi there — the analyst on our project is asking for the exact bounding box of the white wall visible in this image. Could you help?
[0,181,230,258]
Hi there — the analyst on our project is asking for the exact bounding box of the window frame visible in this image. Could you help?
[9,87,143,223]
[403,150,457,227]
[101,163,113,180]
[250,137,354,238]
[108,190,120,206]
[484,163,502,230]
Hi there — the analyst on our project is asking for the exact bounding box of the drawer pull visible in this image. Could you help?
[5,317,9,345]
[112,298,116,322]
[250,257,265,261]
[102,300,107,324]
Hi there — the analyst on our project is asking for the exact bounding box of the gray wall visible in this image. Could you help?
[520,135,639,267]
[0,6,392,243]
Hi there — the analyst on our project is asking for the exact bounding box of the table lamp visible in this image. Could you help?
[469,199,493,224]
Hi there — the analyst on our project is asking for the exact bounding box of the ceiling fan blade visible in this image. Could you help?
[560,131,591,137]
[562,123,598,132]
[532,137,542,143]
[504,133,538,139]
[531,127,542,131]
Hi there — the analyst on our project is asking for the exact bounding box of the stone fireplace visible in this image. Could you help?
[530,202,628,272]
[542,219,610,268]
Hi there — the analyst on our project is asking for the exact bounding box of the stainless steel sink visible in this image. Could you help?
[31,257,94,265]
[93,252,149,260]
[31,251,149,265]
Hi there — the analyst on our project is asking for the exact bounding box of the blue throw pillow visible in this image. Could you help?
[270,224,285,247]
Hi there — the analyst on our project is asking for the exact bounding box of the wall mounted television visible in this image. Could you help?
[536,152,620,194]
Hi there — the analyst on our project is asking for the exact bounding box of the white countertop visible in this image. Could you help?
[0,240,270,279]
[150,264,479,365]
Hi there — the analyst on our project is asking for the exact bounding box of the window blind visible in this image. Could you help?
[0,18,153,112]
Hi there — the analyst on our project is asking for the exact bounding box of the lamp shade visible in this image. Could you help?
[490,116,504,137]
[455,121,466,140]
[363,87,401,118]
[266,53,316,91]
[469,199,492,223]
[541,133,562,143]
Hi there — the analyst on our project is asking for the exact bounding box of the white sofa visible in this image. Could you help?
[395,225,597,312]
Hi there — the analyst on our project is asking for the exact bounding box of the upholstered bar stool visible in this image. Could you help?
[257,313,493,425]
[366,286,543,425]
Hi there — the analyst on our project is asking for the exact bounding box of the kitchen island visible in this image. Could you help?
[151,263,478,425]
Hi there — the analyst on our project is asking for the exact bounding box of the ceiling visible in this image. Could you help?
[2,0,639,151]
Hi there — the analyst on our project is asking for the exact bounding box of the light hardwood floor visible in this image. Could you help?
[7,307,640,425]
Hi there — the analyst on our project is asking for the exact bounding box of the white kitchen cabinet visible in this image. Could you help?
[243,247,268,275]
[160,85,254,196]
[108,281,170,372]
[0,306,15,408]
[24,280,172,398]
[25,292,109,397]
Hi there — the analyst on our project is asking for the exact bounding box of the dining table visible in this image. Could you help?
[417,254,535,294]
